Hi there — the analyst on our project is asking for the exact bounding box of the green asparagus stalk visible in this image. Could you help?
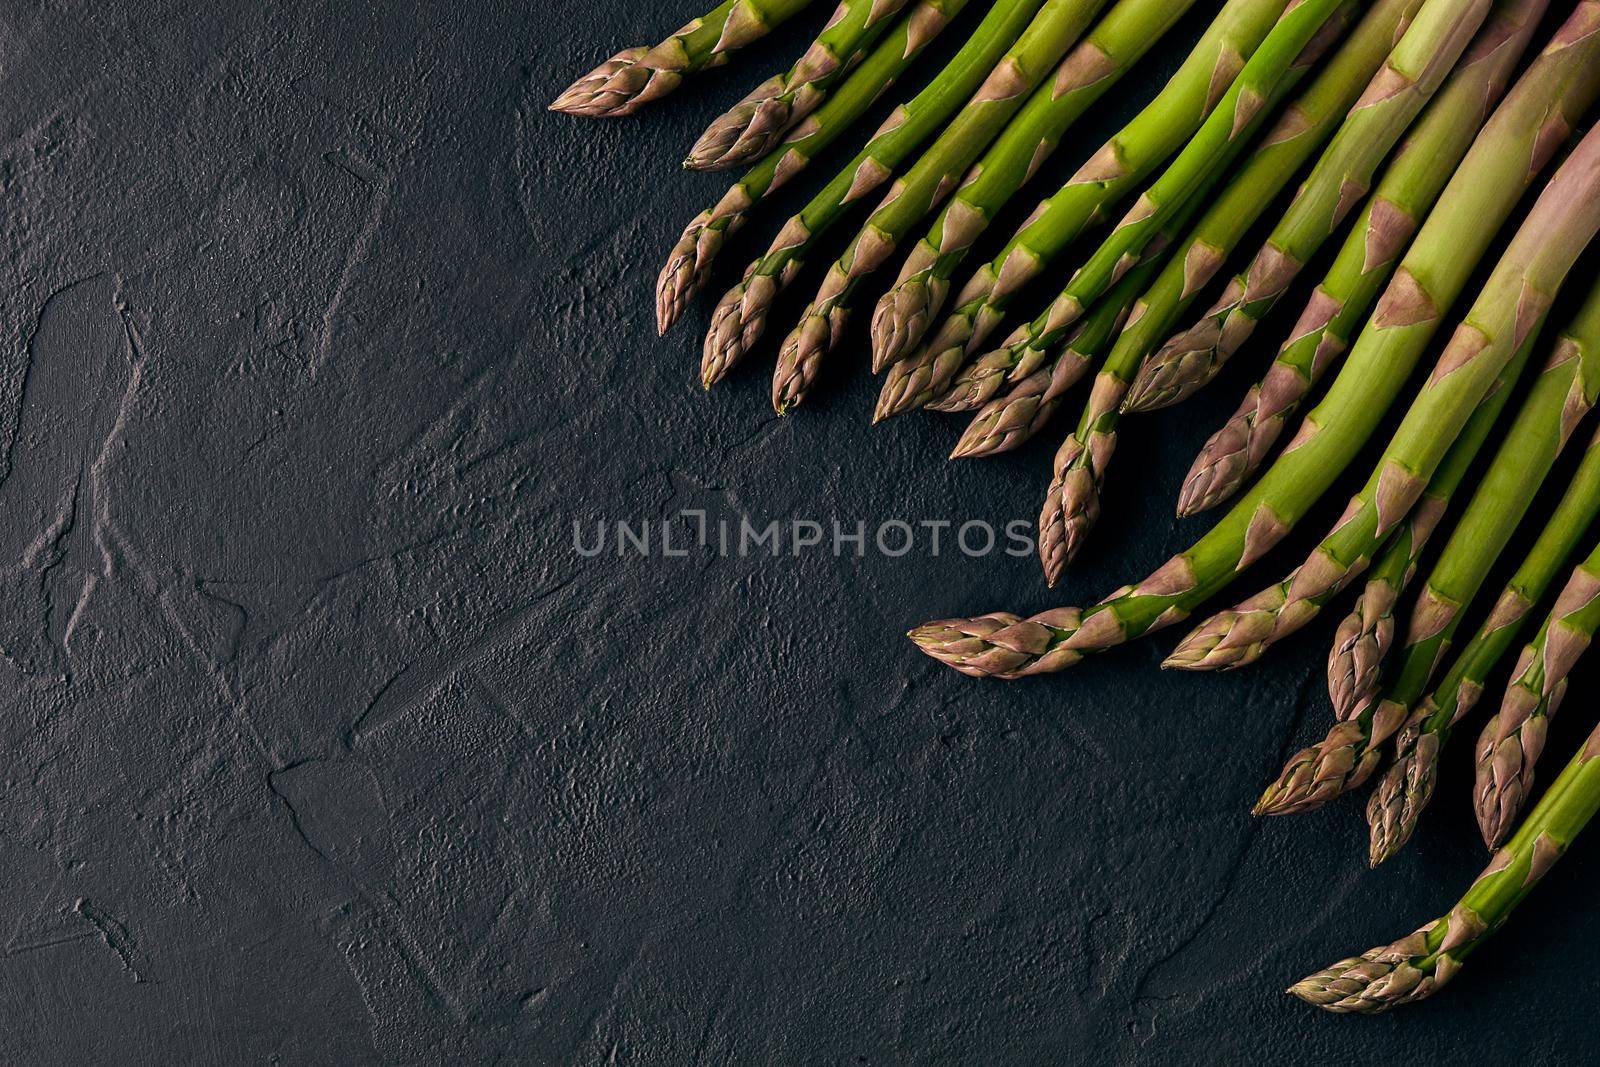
[1175,0,1556,516]
[876,0,1294,403]
[1325,354,1527,720]
[1252,155,1600,820]
[657,0,967,334]
[1370,423,1600,866]
[769,0,1121,412]
[1477,536,1600,848]
[686,0,916,170]
[866,0,1206,370]
[1176,285,1590,678]
[882,0,1424,422]
[931,0,1357,409]
[700,0,1048,386]
[1033,186,1261,579]
[1291,716,1600,1013]
[1123,0,1495,412]
[551,0,821,117]
[1166,128,1600,678]
[909,46,1599,681]
[1327,241,1599,722]
[1269,337,1533,815]
[938,253,1149,416]
[1372,451,1600,865]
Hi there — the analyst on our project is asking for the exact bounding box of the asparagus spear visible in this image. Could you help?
[882,0,1424,422]
[1256,337,1540,815]
[1166,122,1600,677]
[927,0,1357,412]
[1325,363,1523,720]
[866,0,1205,370]
[875,0,1294,401]
[908,63,1600,681]
[1291,715,1600,1013]
[1328,253,1600,720]
[1175,0,1556,516]
[1177,268,1594,678]
[687,0,916,170]
[1477,536,1600,848]
[769,0,1122,412]
[551,0,821,117]
[657,0,968,335]
[1123,0,1495,412]
[931,0,1429,558]
[1251,141,1600,819]
[700,0,1048,386]
[1370,424,1600,866]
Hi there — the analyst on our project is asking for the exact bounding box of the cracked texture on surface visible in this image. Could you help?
[2,1,1597,1063]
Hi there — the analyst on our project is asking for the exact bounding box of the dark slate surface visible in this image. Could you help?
[3,1,1596,1063]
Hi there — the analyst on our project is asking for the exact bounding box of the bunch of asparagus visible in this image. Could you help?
[555,0,1600,1012]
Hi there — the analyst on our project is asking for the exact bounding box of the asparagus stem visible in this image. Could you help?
[552,0,821,117]
[700,0,1047,386]
[882,0,1424,422]
[657,0,966,334]
[770,0,1122,412]
[1250,133,1600,817]
[909,47,1600,681]
[1291,716,1600,1013]
[936,251,1149,417]
[1466,279,1600,848]
[877,0,1295,405]
[1123,0,1496,412]
[687,0,916,170]
[1168,122,1600,678]
[1372,457,1600,866]
[1370,415,1600,866]
[866,0,1204,370]
[1032,2,1372,582]
[1326,344,1528,720]
[930,0,1357,414]
[1175,0,1553,515]
[1330,262,1600,722]
[1477,535,1600,849]
[1257,335,1541,815]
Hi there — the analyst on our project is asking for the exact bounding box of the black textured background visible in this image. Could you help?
[3,1,1597,1063]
